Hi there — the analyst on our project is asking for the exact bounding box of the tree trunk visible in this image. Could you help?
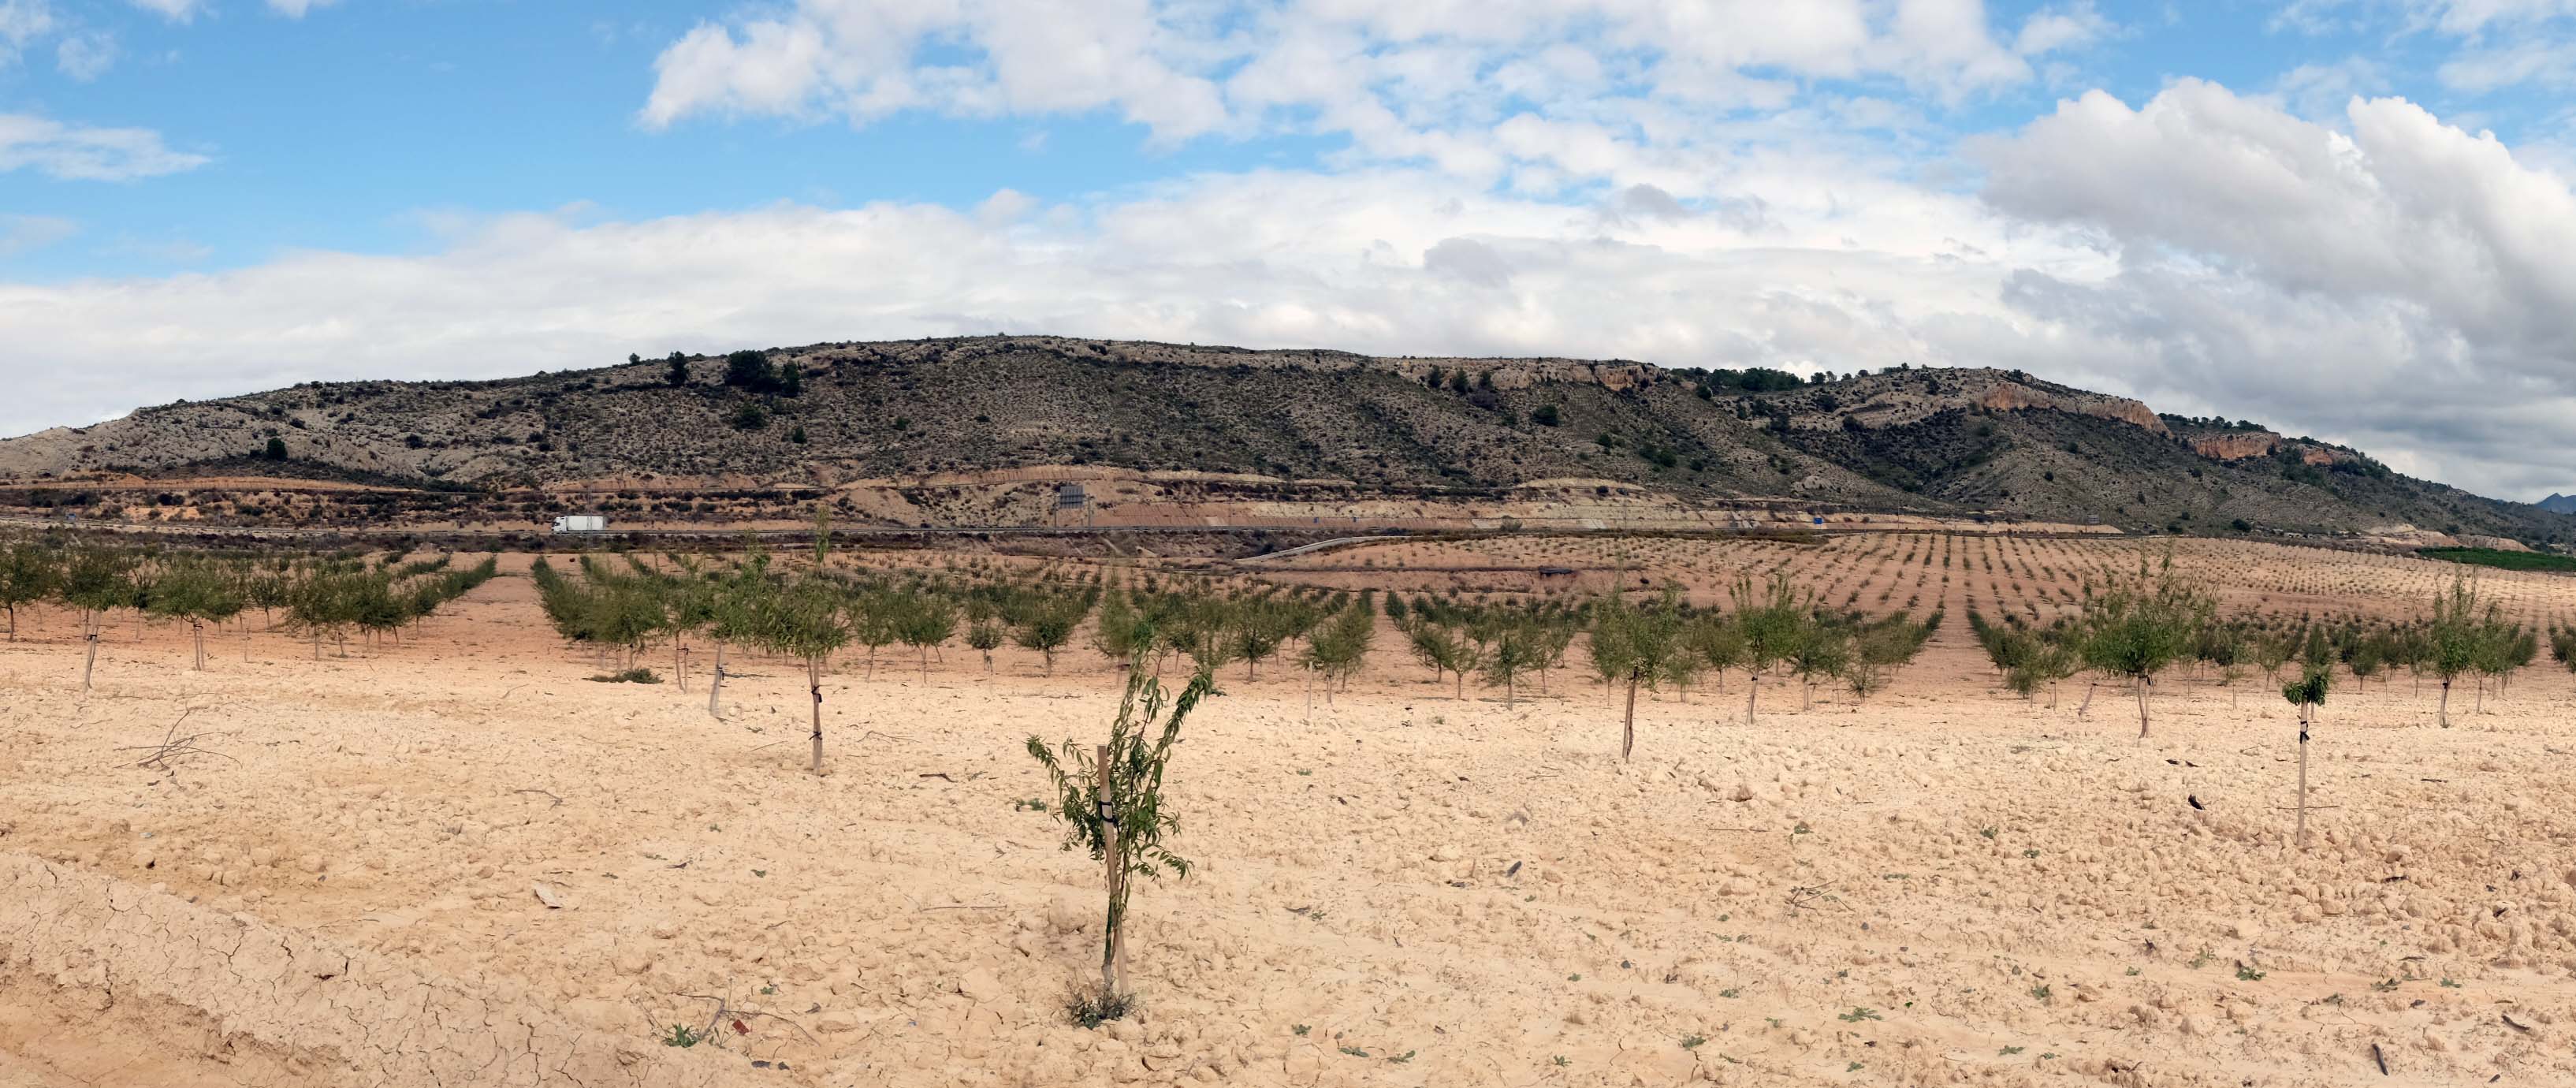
[192,620,206,671]
[81,611,99,690]
[709,642,726,717]
[2134,676,2152,740]
[1802,680,1813,712]
[2438,679,2451,728]
[2294,704,2311,850]
[1621,676,1638,761]
[676,643,687,691]
[806,657,825,775]
[1745,675,1759,725]
[2078,680,2097,719]
[1455,670,1465,700]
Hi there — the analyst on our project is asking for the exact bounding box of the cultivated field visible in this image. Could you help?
[3,535,2574,1087]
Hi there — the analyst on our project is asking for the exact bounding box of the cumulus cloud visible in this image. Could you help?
[639,0,2098,182]
[0,113,209,180]
[1971,79,2576,497]
[266,0,344,17]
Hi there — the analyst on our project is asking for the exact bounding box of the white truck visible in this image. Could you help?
[551,515,608,534]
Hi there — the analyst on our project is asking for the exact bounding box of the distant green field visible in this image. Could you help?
[2418,547,2576,573]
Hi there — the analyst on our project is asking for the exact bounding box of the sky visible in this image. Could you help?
[4,1,2574,503]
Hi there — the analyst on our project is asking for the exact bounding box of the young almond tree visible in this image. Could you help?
[0,538,58,642]
[58,544,136,691]
[895,588,959,680]
[966,619,1005,673]
[2425,572,2495,728]
[1786,616,1851,711]
[1477,617,1543,708]
[2078,557,2212,740]
[1588,587,1685,761]
[703,553,775,718]
[1688,613,1747,694]
[757,576,852,774]
[1013,596,1086,676]
[146,558,245,670]
[1299,599,1375,706]
[1733,572,1804,725]
[1409,620,1479,697]
[2281,662,2329,849]
[1026,665,1217,1019]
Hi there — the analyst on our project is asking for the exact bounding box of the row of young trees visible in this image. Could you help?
[1970,565,2553,732]
[1380,572,1938,759]
[0,536,497,686]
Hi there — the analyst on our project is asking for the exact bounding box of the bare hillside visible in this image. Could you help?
[0,335,2567,546]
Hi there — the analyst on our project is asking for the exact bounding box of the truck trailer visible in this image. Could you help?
[551,515,608,534]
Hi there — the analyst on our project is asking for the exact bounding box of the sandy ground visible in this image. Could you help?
[3,540,2575,1087]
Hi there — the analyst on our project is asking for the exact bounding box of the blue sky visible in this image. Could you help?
[5,0,2576,501]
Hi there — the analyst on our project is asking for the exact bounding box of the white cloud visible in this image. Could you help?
[125,0,202,20]
[0,113,209,180]
[639,0,2094,181]
[266,0,344,17]
[54,28,112,80]
[1,0,54,63]
[0,213,75,255]
[2013,2,2114,56]
[1971,79,2576,497]
[2272,56,2388,117]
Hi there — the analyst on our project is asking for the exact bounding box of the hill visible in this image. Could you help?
[2,335,2569,546]
[2542,494,2576,515]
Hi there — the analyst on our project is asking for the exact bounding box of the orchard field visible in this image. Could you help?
[2,532,2574,1088]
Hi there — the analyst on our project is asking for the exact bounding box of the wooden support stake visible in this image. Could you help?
[1095,743,1121,996]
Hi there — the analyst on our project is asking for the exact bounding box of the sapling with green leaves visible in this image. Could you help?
[1786,617,1851,711]
[894,588,959,680]
[1013,596,1087,676]
[966,619,1005,673]
[1688,613,1747,694]
[58,543,136,690]
[2281,661,2329,850]
[2424,572,2495,728]
[1408,620,1480,698]
[146,558,245,670]
[2077,555,2213,740]
[1477,617,1545,708]
[1300,599,1374,706]
[1733,572,1804,725]
[0,537,58,642]
[1026,664,1216,1012]
[1588,586,1685,760]
[702,550,775,717]
[755,575,852,774]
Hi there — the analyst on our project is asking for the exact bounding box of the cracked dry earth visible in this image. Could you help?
[4,571,2576,1086]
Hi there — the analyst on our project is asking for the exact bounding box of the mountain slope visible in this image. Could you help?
[2,335,2568,546]
[2542,494,2576,515]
